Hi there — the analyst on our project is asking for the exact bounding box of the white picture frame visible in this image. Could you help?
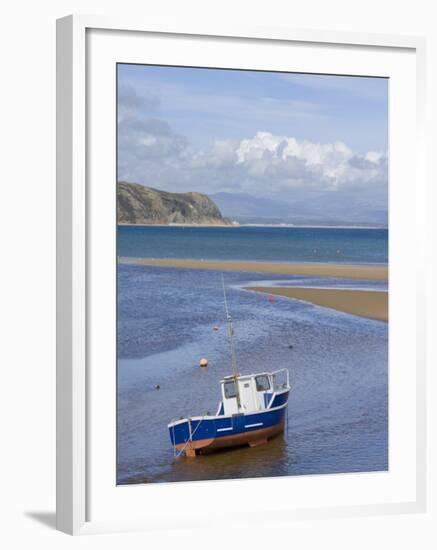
[56,14,427,535]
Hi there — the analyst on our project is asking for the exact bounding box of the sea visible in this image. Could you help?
[117,226,388,484]
[118,225,388,264]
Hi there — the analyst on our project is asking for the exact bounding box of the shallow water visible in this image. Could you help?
[117,265,388,484]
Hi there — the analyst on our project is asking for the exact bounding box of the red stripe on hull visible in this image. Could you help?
[175,421,285,457]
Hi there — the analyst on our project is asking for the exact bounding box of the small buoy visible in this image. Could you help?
[213,326,219,331]
[199,358,208,368]
[155,384,160,390]
[288,344,294,349]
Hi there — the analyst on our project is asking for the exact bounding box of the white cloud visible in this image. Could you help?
[191,139,238,169]
[201,131,386,192]
[118,124,387,209]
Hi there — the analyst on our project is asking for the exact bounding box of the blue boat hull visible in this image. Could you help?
[169,394,288,456]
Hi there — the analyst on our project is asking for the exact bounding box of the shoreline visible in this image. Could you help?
[118,223,237,228]
[118,223,387,229]
[246,287,388,322]
[120,258,388,281]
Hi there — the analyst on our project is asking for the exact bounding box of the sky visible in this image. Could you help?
[117,63,388,222]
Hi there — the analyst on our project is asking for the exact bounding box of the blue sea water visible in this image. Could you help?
[117,261,388,484]
[118,225,388,264]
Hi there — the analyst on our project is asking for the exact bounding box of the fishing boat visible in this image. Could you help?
[168,277,291,457]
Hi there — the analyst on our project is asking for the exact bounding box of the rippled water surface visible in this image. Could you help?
[117,265,388,484]
[118,225,388,263]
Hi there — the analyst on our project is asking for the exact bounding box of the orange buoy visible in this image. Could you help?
[199,358,208,368]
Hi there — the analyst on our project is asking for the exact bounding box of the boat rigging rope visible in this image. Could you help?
[172,415,208,459]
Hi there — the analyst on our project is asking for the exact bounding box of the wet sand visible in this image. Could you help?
[247,287,388,321]
[122,258,388,321]
[122,258,388,281]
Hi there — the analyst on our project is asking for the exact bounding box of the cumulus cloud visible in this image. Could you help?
[183,131,387,195]
[117,122,387,210]
[233,132,386,191]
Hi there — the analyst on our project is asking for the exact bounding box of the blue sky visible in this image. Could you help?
[117,64,388,222]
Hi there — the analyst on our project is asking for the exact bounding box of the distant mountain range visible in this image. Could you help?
[116,183,387,227]
[210,192,387,226]
[117,182,232,225]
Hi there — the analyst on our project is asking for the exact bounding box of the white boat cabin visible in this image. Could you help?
[219,372,274,415]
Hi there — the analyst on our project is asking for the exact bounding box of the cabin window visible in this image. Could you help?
[224,381,237,398]
[255,375,271,391]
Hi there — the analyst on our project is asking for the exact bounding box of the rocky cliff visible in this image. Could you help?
[117,182,232,225]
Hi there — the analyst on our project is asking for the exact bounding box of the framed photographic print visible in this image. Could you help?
[56,15,427,535]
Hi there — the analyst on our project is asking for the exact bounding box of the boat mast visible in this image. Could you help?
[221,274,241,410]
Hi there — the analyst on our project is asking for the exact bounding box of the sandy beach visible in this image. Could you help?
[246,287,388,322]
[122,258,388,281]
[121,257,388,321]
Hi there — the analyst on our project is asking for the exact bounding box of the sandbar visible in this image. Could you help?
[246,287,388,321]
[121,258,388,281]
